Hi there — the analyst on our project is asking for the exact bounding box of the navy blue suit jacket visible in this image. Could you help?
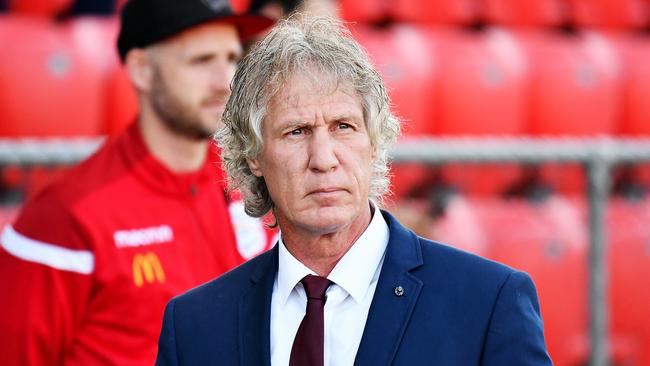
[156,210,553,365]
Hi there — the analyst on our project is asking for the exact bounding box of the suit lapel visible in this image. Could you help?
[354,211,424,366]
[239,246,278,366]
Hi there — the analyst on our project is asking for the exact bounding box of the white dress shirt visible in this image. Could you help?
[270,204,390,366]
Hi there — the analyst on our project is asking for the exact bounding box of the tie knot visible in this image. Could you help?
[301,275,332,301]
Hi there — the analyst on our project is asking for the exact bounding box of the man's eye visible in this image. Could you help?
[289,128,303,136]
[338,122,351,129]
[191,55,214,64]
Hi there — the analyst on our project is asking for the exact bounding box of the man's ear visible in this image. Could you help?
[247,156,263,177]
[124,48,155,92]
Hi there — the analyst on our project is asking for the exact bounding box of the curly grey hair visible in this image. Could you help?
[216,15,400,218]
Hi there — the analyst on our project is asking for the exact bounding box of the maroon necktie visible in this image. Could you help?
[289,275,333,366]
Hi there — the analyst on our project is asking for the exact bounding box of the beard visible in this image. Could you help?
[149,69,227,140]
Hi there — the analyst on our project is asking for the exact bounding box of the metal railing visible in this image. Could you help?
[3,136,650,366]
[390,136,650,366]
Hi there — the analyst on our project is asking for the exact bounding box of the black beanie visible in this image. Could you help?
[117,0,273,61]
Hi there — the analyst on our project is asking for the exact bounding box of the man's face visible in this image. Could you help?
[247,73,376,237]
[149,22,242,140]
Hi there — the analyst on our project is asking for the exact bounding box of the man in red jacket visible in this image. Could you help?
[0,0,273,364]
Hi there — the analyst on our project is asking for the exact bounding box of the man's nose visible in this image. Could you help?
[308,128,339,172]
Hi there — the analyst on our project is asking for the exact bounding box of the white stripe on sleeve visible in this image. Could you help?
[1,224,94,275]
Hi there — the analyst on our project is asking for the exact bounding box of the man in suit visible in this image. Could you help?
[155,15,553,366]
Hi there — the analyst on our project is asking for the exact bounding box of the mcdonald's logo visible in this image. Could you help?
[132,252,166,287]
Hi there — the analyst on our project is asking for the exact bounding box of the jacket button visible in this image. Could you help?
[394,286,405,297]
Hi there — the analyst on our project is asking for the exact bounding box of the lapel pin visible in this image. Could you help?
[394,286,405,297]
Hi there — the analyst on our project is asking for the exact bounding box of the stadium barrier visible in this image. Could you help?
[2,136,650,366]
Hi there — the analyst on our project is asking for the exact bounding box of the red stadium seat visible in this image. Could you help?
[0,16,106,137]
[391,0,480,25]
[611,34,650,137]
[483,0,568,27]
[352,25,439,136]
[65,16,137,135]
[475,196,589,366]
[65,16,119,73]
[8,0,72,16]
[339,0,385,23]
[229,0,250,13]
[522,31,622,136]
[105,66,138,135]
[569,0,650,29]
[518,30,622,195]
[608,198,650,366]
[609,33,650,192]
[434,28,528,196]
[351,24,439,199]
[436,29,528,135]
[427,195,489,256]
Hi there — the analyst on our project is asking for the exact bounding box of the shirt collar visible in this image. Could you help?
[121,122,223,196]
[276,201,390,305]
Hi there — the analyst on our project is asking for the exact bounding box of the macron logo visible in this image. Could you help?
[113,225,174,248]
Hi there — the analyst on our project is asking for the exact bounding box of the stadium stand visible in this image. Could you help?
[229,0,251,13]
[612,33,650,138]
[568,0,650,30]
[482,0,568,28]
[435,28,528,136]
[435,28,528,196]
[427,194,489,256]
[391,0,480,25]
[340,0,480,25]
[474,196,590,366]
[610,33,650,194]
[608,197,650,366]
[351,24,439,199]
[518,30,622,196]
[64,15,137,135]
[523,30,621,137]
[105,64,138,135]
[352,24,439,136]
[7,0,72,16]
[0,15,106,137]
[338,0,385,23]
[1,2,650,365]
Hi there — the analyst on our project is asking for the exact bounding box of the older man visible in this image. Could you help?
[156,16,553,366]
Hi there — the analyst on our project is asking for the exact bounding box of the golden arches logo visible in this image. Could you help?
[132,252,166,287]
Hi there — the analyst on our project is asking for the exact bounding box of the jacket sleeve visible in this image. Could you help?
[481,271,554,366]
[0,199,93,365]
[156,299,180,366]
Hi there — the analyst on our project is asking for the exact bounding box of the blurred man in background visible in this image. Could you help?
[0,0,272,364]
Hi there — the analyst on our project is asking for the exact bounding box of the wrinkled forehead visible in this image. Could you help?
[267,69,361,112]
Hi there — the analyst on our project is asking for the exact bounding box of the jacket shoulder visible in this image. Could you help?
[419,238,516,281]
[172,248,276,308]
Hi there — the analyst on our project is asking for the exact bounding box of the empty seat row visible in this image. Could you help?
[1,18,647,140]
[352,24,650,138]
[340,0,650,29]
[0,15,136,137]
[355,24,649,196]
[2,17,647,197]
[3,0,649,29]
